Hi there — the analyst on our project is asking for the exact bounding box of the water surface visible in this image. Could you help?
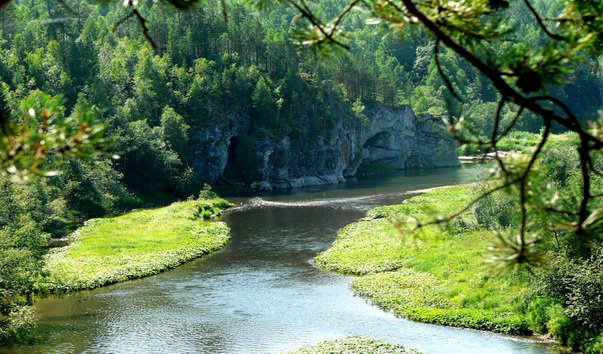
[6,167,555,353]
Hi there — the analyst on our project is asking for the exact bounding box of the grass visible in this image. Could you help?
[39,198,232,292]
[288,336,419,354]
[458,131,577,155]
[496,131,577,154]
[315,185,531,334]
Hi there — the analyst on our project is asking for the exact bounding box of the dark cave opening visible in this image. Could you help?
[223,136,240,180]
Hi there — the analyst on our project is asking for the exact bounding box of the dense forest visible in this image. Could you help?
[0,0,602,351]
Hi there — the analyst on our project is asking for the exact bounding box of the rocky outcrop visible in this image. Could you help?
[190,104,459,190]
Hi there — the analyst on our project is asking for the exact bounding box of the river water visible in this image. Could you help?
[6,166,556,353]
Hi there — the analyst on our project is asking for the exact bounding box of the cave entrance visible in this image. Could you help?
[364,132,392,149]
[356,132,397,177]
[223,136,240,180]
[223,136,261,183]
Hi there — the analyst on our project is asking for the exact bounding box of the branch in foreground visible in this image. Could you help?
[401,179,518,232]
[113,0,163,51]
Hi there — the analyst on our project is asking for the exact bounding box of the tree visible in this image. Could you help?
[280,1,602,350]
[0,0,601,348]
[160,105,189,159]
[251,76,278,128]
[0,88,106,178]
[280,0,603,262]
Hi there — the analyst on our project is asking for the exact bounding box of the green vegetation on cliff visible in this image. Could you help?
[1,0,602,347]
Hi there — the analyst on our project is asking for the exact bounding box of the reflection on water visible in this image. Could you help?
[4,166,556,353]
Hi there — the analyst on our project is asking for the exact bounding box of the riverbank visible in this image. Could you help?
[457,131,577,156]
[289,336,419,354]
[315,185,532,334]
[39,198,233,292]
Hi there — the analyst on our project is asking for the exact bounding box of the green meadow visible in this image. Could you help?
[315,185,531,334]
[40,199,232,292]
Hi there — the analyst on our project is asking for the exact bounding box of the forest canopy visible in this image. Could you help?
[0,0,602,351]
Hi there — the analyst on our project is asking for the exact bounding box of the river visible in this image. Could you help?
[6,166,556,353]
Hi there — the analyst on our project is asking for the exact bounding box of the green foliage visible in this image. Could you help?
[1,0,600,189]
[0,89,106,178]
[526,297,556,334]
[0,247,40,344]
[195,192,234,219]
[289,336,419,354]
[201,209,213,220]
[351,98,368,124]
[0,307,35,346]
[199,183,218,199]
[473,189,517,230]
[546,304,574,346]
[535,247,603,351]
[117,119,188,195]
[40,199,231,292]
[316,185,531,334]
[0,179,54,344]
[0,0,601,347]
[160,106,189,159]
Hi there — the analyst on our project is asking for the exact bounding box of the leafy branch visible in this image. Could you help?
[289,0,603,264]
[0,92,107,179]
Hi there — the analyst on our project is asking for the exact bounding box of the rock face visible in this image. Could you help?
[190,104,459,190]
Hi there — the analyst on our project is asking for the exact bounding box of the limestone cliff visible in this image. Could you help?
[190,104,459,190]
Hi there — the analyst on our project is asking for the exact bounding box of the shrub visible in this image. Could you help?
[538,247,603,350]
[199,183,218,199]
[197,203,212,213]
[563,256,603,333]
[546,304,573,345]
[588,334,603,354]
[527,297,556,334]
[456,143,485,156]
[545,249,603,331]
[212,198,235,209]
[473,190,517,229]
[201,210,213,220]
[0,306,35,345]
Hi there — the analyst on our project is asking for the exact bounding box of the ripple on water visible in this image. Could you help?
[6,166,557,354]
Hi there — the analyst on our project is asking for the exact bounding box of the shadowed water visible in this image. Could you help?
[4,167,556,353]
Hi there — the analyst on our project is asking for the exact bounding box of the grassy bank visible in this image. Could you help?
[289,336,418,354]
[39,198,233,292]
[315,185,531,334]
[458,131,577,155]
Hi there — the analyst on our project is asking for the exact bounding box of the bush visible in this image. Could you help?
[473,189,517,229]
[195,196,234,221]
[456,143,486,156]
[527,297,556,334]
[537,247,603,351]
[0,306,36,345]
[546,304,573,345]
[546,249,603,330]
[199,183,218,199]
[212,198,234,209]
[539,145,580,184]
[588,334,603,354]
[563,256,603,332]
